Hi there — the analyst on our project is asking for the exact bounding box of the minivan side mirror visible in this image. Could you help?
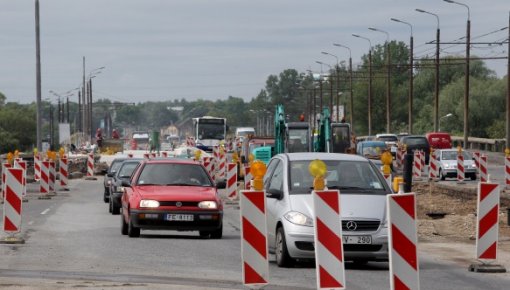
[107,172,115,178]
[266,188,283,199]
[121,179,131,187]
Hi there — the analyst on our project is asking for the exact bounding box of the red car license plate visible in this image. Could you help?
[166,214,194,221]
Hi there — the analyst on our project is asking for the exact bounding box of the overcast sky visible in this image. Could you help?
[0,0,508,104]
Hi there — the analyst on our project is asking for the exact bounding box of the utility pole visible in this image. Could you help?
[368,49,372,136]
[78,91,82,133]
[349,56,353,129]
[82,56,86,138]
[386,41,391,133]
[506,12,510,150]
[35,0,42,150]
[434,26,440,132]
[463,14,471,148]
[409,33,414,134]
[66,97,70,124]
[88,79,93,140]
[336,66,340,122]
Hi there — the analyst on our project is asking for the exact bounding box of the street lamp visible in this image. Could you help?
[352,33,373,136]
[322,51,341,122]
[317,60,334,115]
[439,113,453,132]
[416,8,441,132]
[333,43,354,127]
[369,27,392,133]
[444,0,471,148]
[391,17,414,134]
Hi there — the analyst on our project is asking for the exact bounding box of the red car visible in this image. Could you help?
[120,158,223,238]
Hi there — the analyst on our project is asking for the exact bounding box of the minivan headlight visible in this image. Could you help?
[284,211,313,227]
[139,200,160,208]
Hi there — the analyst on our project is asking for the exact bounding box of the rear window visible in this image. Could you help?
[403,137,428,146]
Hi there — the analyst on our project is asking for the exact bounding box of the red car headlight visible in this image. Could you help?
[198,201,217,209]
[139,200,160,208]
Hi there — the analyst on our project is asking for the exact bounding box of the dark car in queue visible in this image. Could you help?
[103,157,129,202]
[400,135,431,164]
[120,159,223,238]
[109,158,143,215]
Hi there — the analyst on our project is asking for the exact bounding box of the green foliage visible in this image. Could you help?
[0,103,36,152]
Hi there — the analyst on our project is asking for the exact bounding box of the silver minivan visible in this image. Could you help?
[263,152,391,267]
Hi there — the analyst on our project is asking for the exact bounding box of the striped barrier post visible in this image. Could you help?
[240,189,269,288]
[413,151,421,180]
[473,151,481,174]
[127,153,134,158]
[505,156,510,189]
[48,161,56,194]
[151,153,157,158]
[2,163,12,201]
[396,148,403,169]
[480,155,488,183]
[457,151,465,183]
[59,157,69,190]
[244,165,252,190]
[13,160,27,201]
[219,148,226,180]
[420,150,425,173]
[469,182,506,272]
[2,168,25,243]
[38,161,50,199]
[313,189,346,289]
[161,151,168,158]
[226,163,238,201]
[387,192,420,290]
[203,157,212,180]
[213,146,220,179]
[34,153,41,181]
[87,153,94,177]
[429,150,439,180]
[143,153,150,159]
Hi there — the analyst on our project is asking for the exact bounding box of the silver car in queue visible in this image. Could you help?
[264,152,391,267]
[437,149,477,180]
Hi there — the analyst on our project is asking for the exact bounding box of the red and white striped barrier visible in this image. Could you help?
[429,150,439,180]
[59,157,68,189]
[161,151,168,158]
[3,168,23,234]
[396,148,404,168]
[473,151,481,174]
[218,149,226,180]
[39,161,50,195]
[34,153,41,181]
[413,151,421,180]
[505,156,510,188]
[151,153,157,158]
[387,193,420,290]
[312,190,346,289]
[479,155,488,183]
[87,153,94,177]
[127,153,134,158]
[240,190,269,287]
[49,161,56,193]
[420,150,425,173]
[14,159,27,198]
[143,153,150,159]
[2,163,12,201]
[244,165,252,190]
[457,152,465,182]
[475,182,500,260]
[226,163,238,201]
[203,157,212,179]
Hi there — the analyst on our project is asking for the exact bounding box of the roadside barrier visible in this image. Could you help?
[396,148,404,168]
[429,150,439,180]
[240,189,269,288]
[3,168,23,234]
[2,163,12,201]
[218,149,226,180]
[412,151,421,180]
[312,190,346,289]
[34,153,41,181]
[476,182,500,260]
[59,157,68,190]
[457,151,465,183]
[387,192,420,290]
[203,157,212,179]
[505,156,510,188]
[87,153,94,177]
[39,161,50,197]
[244,165,252,190]
[161,152,167,158]
[151,153,156,158]
[473,151,481,174]
[226,163,238,201]
[480,155,488,183]
[127,153,134,158]
[420,150,425,174]
[13,159,27,200]
[143,153,150,159]
[49,161,56,194]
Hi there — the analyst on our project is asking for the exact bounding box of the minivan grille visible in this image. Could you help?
[342,220,380,232]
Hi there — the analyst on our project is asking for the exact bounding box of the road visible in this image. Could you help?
[1,177,510,289]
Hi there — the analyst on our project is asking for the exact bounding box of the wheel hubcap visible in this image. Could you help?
[276,232,283,261]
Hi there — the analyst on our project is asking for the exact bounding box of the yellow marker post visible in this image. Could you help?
[14,150,19,159]
[505,148,510,158]
[6,152,14,165]
[232,152,239,164]
[194,150,202,162]
[251,160,267,191]
[308,159,327,191]
[381,151,393,176]
[457,145,462,156]
[248,154,255,166]
[59,147,65,158]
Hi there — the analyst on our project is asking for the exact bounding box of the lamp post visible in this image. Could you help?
[391,17,414,134]
[317,60,334,115]
[83,66,105,141]
[416,8,440,132]
[444,0,470,148]
[352,33,373,136]
[315,62,324,111]
[439,113,453,132]
[35,0,42,151]
[333,43,353,128]
[322,51,341,122]
[369,27,392,133]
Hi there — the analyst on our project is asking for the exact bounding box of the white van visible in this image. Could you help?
[235,127,255,139]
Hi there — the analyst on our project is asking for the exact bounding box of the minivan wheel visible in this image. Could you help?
[275,227,293,267]
[439,169,446,181]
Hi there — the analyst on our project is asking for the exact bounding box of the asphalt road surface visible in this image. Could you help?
[1,178,510,289]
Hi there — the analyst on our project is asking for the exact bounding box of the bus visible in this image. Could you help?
[192,116,227,152]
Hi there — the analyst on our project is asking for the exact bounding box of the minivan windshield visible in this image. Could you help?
[289,160,387,194]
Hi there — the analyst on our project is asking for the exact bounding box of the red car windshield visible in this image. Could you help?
[136,163,212,187]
